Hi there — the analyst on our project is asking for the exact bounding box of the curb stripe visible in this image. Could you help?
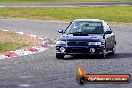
[0,29,51,60]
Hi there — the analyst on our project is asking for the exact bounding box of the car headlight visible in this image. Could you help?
[56,41,67,45]
[88,42,102,46]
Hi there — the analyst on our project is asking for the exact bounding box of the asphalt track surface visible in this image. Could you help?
[0,19,132,88]
[0,2,131,7]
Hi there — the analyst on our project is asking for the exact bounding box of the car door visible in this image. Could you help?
[109,33,114,49]
[104,23,113,50]
[110,29,115,48]
[107,26,115,49]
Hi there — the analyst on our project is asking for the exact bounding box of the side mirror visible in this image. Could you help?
[58,29,63,33]
[105,30,112,34]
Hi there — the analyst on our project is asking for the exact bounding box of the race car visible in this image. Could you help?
[56,19,116,59]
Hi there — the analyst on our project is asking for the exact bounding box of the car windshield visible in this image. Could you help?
[65,21,104,34]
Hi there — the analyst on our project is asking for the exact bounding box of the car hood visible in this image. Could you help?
[58,34,104,41]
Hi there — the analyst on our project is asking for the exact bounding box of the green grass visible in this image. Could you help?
[0,0,131,3]
[0,30,18,36]
[0,6,131,23]
[0,42,28,52]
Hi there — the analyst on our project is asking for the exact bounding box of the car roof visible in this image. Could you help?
[73,19,105,22]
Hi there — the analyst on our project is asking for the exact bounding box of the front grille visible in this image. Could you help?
[66,48,87,53]
[67,41,88,46]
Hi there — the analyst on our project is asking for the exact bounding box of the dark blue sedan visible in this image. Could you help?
[56,19,116,59]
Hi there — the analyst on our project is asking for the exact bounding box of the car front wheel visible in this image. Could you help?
[111,44,116,55]
[100,49,107,58]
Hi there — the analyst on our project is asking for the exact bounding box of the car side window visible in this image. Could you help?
[103,22,108,32]
[104,22,112,32]
[107,23,112,31]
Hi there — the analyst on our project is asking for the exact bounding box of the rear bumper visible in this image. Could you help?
[56,45,104,55]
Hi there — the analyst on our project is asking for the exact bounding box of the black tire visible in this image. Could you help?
[111,44,116,55]
[56,54,64,59]
[100,48,107,58]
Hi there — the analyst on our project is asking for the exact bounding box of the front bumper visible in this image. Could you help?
[56,45,104,55]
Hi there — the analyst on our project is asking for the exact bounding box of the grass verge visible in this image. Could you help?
[0,42,28,52]
[0,30,42,53]
[0,0,131,3]
[0,6,131,23]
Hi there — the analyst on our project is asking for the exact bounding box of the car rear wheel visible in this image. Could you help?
[56,54,64,59]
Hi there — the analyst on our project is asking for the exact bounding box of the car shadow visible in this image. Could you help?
[63,53,132,60]
[108,53,132,59]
